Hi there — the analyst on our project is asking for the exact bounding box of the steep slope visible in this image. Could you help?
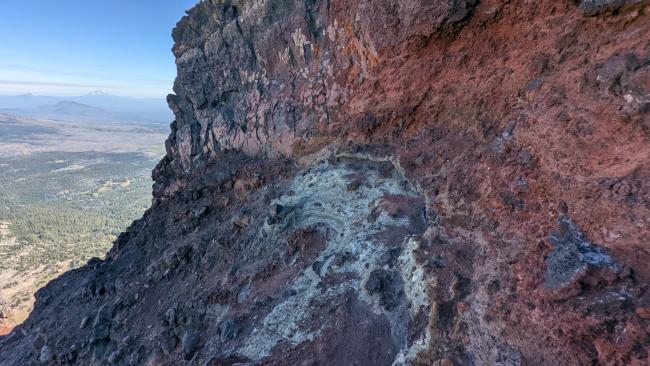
[1,0,649,365]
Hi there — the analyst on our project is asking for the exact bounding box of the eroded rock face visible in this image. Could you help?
[153,0,480,192]
[2,0,650,365]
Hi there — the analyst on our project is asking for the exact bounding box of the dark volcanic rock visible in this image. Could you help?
[181,329,199,359]
[91,305,112,344]
[365,269,405,310]
[152,0,481,193]
[578,0,643,16]
[2,1,650,365]
[545,216,620,289]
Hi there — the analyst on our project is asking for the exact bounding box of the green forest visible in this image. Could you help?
[0,151,158,272]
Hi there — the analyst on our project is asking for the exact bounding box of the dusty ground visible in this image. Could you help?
[0,221,72,329]
[0,114,166,158]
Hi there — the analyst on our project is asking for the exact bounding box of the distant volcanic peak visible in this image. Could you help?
[49,100,96,107]
[35,100,109,114]
[86,90,113,97]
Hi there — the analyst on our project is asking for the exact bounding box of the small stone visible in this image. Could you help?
[39,345,54,363]
[233,215,251,228]
[330,251,355,269]
[636,306,650,320]
[181,330,199,359]
[164,254,180,269]
[590,53,640,94]
[578,0,638,17]
[457,301,469,314]
[414,154,427,166]
[526,78,543,92]
[233,179,247,191]
[165,305,178,327]
[618,265,633,279]
[237,283,251,304]
[91,305,112,343]
[267,203,291,225]
[365,269,404,310]
[160,331,178,355]
[544,216,618,289]
[176,245,191,260]
[107,348,124,364]
[80,316,89,329]
[518,150,532,166]
[346,180,361,192]
[192,206,208,219]
[219,318,241,343]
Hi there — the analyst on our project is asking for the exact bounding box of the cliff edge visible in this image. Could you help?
[1,0,649,365]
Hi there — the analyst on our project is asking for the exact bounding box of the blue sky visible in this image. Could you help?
[0,0,198,98]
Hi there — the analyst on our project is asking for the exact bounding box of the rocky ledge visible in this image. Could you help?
[1,0,650,365]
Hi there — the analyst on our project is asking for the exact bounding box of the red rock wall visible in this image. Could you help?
[1,1,648,365]
[153,1,649,363]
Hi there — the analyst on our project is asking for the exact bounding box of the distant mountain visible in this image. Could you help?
[85,90,112,97]
[33,101,111,115]
[30,101,128,121]
[0,101,137,124]
[0,92,172,123]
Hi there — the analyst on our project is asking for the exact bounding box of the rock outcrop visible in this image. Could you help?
[2,0,650,365]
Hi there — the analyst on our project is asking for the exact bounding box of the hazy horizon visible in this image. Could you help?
[0,0,198,98]
[0,90,165,99]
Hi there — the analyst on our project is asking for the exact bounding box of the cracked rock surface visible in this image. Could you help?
[2,0,650,365]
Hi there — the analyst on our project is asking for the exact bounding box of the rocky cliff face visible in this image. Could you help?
[2,0,650,365]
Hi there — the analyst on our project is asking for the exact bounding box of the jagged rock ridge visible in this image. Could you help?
[1,0,650,365]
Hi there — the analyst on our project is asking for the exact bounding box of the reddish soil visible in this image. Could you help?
[2,1,649,365]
